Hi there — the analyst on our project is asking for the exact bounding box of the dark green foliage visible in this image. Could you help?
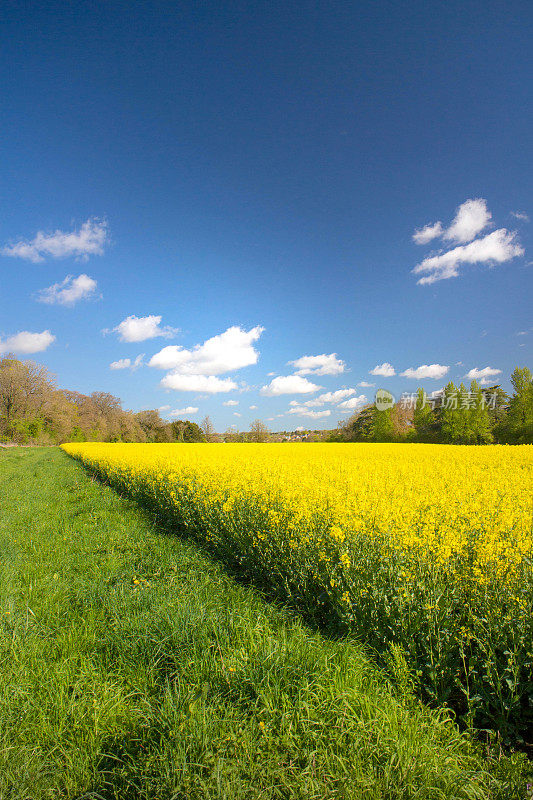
[171,419,205,442]
[336,404,395,442]
[409,369,532,445]
[499,367,533,443]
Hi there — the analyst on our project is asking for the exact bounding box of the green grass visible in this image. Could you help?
[0,448,528,799]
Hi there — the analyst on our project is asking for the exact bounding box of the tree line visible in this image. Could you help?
[2,353,531,446]
[0,354,275,445]
[0,354,205,444]
[332,367,533,444]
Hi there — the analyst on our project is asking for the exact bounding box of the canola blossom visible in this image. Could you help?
[62,442,533,738]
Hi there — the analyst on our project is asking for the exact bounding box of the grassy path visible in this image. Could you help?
[0,448,519,799]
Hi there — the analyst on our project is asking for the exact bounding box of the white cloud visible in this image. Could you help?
[413,229,524,285]
[287,407,331,419]
[159,405,171,411]
[295,426,305,432]
[161,374,237,393]
[249,404,258,410]
[443,199,491,244]
[413,221,443,245]
[111,315,178,343]
[223,399,239,406]
[465,366,502,381]
[511,211,529,222]
[37,273,98,306]
[290,353,345,376]
[413,199,494,252]
[400,364,449,380]
[358,381,375,387]
[337,394,368,410]
[2,218,107,263]
[149,326,263,374]
[260,375,321,396]
[0,330,55,355]
[370,362,395,377]
[317,388,356,403]
[233,412,242,417]
[110,358,130,370]
[109,354,144,371]
[290,388,357,407]
[169,406,199,416]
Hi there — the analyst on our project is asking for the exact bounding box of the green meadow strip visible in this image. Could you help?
[0,448,528,799]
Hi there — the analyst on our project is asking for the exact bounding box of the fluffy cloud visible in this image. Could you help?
[465,366,502,381]
[161,374,237,393]
[249,404,258,410]
[412,200,523,286]
[260,375,321,396]
[2,218,107,262]
[413,221,443,245]
[370,362,395,377]
[233,412,242,417]
[0,330,55,354]
[290,353,345,376]
[317,388,355,403]
[223,399,239,406]
[444,199,492,244]
[112,315,178,343]
[358,381,375,387]
[149,326,263,374]
[37,274,98,306]
[413,229,524,285]
[109,354,144,371]
[413,199,491,249]
[169,406,199,416]
[337,394,368,410]
[289,389,357,407]
[287,407,332,419]
[400,364,449,380]
[510,211,529,222]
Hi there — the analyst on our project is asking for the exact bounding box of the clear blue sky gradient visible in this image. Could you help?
[1,0,531,430]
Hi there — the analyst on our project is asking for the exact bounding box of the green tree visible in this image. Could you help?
[467,380,493,444]
[171,420,205,442]
[372,406,395,441]
[440,382,464,443]
[505,367,533,443]
[412,388,436,441]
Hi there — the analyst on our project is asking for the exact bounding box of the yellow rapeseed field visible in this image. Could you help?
[62,442,533,736]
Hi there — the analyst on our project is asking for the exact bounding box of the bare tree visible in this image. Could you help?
[249,419,269,443]
[201,415,215,442]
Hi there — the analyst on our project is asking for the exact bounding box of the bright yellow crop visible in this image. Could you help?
[61,442,532,578]
[61,441,533,732]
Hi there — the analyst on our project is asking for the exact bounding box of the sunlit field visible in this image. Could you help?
[63,442,533,743]
[8,447,527,799]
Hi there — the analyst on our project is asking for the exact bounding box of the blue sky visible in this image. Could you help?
[1,0,531,431]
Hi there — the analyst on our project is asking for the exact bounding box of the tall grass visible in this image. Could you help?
[0,448,527,798]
